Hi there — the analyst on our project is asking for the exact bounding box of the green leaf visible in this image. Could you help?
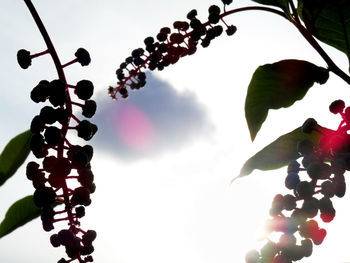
[251,0,290,12]
[245,59,328,141]
[300,0,350,62]
[0,130,31,186]
[239,126,322,177]
[0,195,41,238]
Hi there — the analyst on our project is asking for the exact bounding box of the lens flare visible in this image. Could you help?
[114,103,155,152]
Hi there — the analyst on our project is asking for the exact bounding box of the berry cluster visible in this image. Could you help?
[108,0,235,100]
[245,100,350,263]
[19,45,97,263]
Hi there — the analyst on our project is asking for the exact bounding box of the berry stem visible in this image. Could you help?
[30,49,49,58]
[62,58,79,68]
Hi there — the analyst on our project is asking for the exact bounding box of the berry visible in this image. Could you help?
[295,181,314,198]
[77,120,97,141]
[82,230,97,245]
[320,180,335,198]
[301,198,319,218]
[226,25,237,36]
[43,155,57,173]
[58,229,75,247]
[297,139,314,155]
[285,173,300,190]
[144,36,154,45]
[55,108,69,125]
[306,161,331,179]
[44,126,62,146]
[30,115,45,133]
[334,180,346,197]
[40,106,57,124]
[17,49,32,69]
[283,194,296,211]
[208,13,220,25]
[208,5,220,14]
[75,48,91,66]
[75,206,85,218]
[31,81,50,103]
[187,9,197,20]
[75,80,94,100]
[26,161,40,180]
[82,100,97,118]
[329,99,345,114]
[68,145,90,168]
[71,187,91,206]
[311,228,326,245]
[48,80,67,107]
[33,187,56,207]
[78,168,94,188]
[302,118,317,133]
[50,234,61,247]
[300,238,313,257]
[221,0,233,4]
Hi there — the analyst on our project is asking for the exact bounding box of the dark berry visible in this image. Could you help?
[26,161,40,180]
[144,36,154,46]
[296,181,314,198]
[82,230,97,245]
[31,82,50,103]
[301,198,319,218]
[44,126,62,146]
[48,79,67,107]
[82,100,97,118]
[214,25,223,36]
[43,155,57,173]
[329,99,345,114]
[55,108,69,125]
[208,5,220,14]
[75,80,94,100]
[30,115,45,134]
[302,118,317,133]
[226,25,237,36]
[77,120,97,141]
[75,206,85,218]
[75,48,91,66]
[297,139,314,155]
[306,162,331,179]
[285,173,300,190]
[208,13,220,24]
[78,168,94,188]
[71,187,91,206]
[40,106,57,124]
[187,9,197,20]
[33,187,56,207]
[50,234,61,247]
[320,180,335,198]
[221,0,233,4]
[17,49,32,69]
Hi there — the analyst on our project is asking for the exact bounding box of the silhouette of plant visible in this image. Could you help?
[1,0,350,262]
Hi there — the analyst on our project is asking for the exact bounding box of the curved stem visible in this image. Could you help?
[221,6,288,21]
[291,19,350,85]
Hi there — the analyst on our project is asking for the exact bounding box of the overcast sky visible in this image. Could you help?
[1,1,350,263]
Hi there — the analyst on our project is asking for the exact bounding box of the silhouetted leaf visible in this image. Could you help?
[245,59,328,141]
[251,0,289,12]
[0,130,31,186]
[300,0,350,62]
[239,126,322,177]
[0,195,41,238]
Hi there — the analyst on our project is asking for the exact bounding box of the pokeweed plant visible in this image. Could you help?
[1,0,350,262]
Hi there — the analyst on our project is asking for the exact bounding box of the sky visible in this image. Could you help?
[1,0,350,262]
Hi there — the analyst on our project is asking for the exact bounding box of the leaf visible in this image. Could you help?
[0,130,31,186]
[239,126,322,177]
[245,59,328,141]
[251,0,290,12]
[300,0,350,62]
[0,195,41,238]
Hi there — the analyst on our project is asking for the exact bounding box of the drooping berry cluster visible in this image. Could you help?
[245,100,350,263]
[19,35,97,263]
[108,0,236,100]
